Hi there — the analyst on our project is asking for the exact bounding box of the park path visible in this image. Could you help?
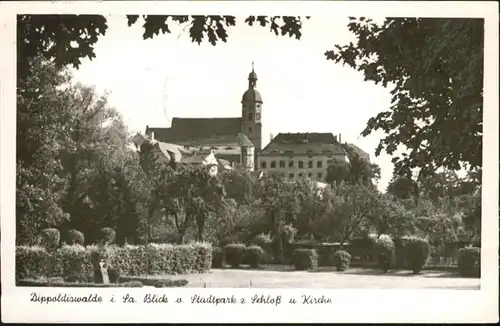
[159,267,480,289]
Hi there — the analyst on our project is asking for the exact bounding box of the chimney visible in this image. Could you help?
[270,133,274,141]
[338,133,342,144]
[151,131,155,141]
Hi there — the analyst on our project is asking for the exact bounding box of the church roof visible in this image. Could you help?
[242,89,262,103]
[146,118,255,149]
[260,132,345,156]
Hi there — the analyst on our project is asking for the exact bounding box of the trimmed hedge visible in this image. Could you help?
[18,279,143,287]
[245,245,264,268]
[100,227,116,244]
[457,247,480,278]
[211,247,224,268]
[404,236,430,274]
[40,228,60,250]
[224,243,246,268]
[68,229,85,246]
[292,249,318,271]
[16,243,212,281]
[375,235,395,273]
[333,250,352,271]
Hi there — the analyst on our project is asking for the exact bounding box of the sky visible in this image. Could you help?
[71,15,396,192]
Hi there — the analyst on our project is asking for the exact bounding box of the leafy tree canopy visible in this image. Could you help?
[327,17,483,177]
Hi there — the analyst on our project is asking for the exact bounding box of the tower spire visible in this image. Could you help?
[252,61,255,72]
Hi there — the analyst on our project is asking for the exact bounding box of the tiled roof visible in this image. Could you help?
[146,118,254,149]
[147,117,242,142]
[260,132,345,156]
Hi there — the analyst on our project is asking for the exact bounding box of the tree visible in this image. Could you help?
[387,173,418,200]
[16,57,71,244]
[327,18,483,177]
[326,145,381,187]
[313,184,378,246]
[18,15,308,79]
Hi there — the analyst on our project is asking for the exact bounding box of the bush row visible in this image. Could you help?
[36,227,116,249]
[457,247,480,277]
[16,242,212,281]
[212,244,266,269]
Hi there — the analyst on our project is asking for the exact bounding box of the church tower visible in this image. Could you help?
[241,62,263,168]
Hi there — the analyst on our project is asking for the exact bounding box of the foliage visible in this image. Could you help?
[292,249,318,271]
[245,245,265,268]
[251,233,272,247]
[327,18,483,177]
[16,57,71,245]
[15,243,212,280]
[100,227,116,244]
[223,243,246,268]
[40,228,61,250]
[18,279,144,287]
[211,247,224,268]
[107,267,121,283]
[457,247,480,278]
[67,229,85,246]
[312,184,379,245]
[387,174,418,199]
[18,14,308,82]
[333,250,352,271]
[374,235,395,273]
[403,236,430,274]
[281,224,297,244]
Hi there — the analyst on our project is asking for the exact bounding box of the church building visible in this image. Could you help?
[144,63,263,172]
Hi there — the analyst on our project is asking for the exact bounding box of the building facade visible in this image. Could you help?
[145,63,263,172]
[258,132,348,182]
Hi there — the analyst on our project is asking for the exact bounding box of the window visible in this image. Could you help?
[308,172,312,177]
[289,160,294,168]
[248,126,253,133]
[317,172,323,179]
[256,113,261,120]
[298,160,304,169]
[317,160,323,168]
[289,173,294,179]
[248,112,253,121]
[270,160,276,168]
[308,160,313,168]
[327,159,333,165]
[279,160,285,168]
[260,161,267,169]
[298,173,304,178]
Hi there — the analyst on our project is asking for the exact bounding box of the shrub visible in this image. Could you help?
[68,229,85,246]
[211,247,224,268]
[16,246,52,280]
[224,243,246,268]
[251,233,272,247]
[245,245,264,268]
[40,228,60,250]
[333,250,352,271]
[457,247,480,278]
[375,235,395,273]
[154,279,189,288]
[55,245,93,282]
[292,249,318,271]
[404,236,430,274]
[15,242,212,280]
[100,227,116,244]
[281,225,297,244]
[107,267,120,283]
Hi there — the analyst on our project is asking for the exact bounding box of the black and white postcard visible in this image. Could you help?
[1,1,498,323]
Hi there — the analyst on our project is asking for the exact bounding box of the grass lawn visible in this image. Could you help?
[154,265,480,289]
